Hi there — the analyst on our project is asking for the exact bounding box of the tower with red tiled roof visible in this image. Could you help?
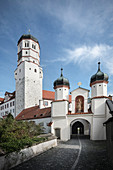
[15,34,43,116]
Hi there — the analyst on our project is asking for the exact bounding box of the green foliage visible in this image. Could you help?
[0,114,45,154]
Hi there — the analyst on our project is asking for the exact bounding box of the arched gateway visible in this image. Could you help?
[70,119,91,139]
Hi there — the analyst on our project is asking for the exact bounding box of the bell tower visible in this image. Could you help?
[90,62,109,140]
[15,34,43,116]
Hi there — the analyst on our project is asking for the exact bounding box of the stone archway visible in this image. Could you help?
[70,118,91,139]
[72,121,84,134]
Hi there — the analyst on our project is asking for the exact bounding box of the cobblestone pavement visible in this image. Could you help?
[11,139,113,170]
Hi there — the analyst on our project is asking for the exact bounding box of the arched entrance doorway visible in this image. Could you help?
[70,119,90,139]
[72,121,84,134]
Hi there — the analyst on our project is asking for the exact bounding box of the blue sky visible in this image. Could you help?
[0,0,113,97]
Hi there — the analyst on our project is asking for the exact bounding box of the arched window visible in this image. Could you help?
[75,96,84,113]
[34,69,37,72]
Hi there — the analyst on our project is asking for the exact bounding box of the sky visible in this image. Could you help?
[0,0,113,98]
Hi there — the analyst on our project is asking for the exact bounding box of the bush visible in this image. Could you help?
[0,114,45,154]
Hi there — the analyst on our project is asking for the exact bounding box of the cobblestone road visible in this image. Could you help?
[11,139,113,170]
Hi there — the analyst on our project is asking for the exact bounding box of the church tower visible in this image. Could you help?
[15,34,43,116]
[51,69,70,140]
[90,62,109,140]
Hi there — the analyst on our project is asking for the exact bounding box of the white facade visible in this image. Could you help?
[15,37,43,116]
[0,98,15,118]
[91,82,107,97]
[55,86,69,101]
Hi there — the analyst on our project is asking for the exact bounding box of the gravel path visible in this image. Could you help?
[11,139,113,170]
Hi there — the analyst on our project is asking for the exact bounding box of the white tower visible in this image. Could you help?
[51,69,70,140]
[90,62,109,140]
[15,34,43,116]
[54,68,69,101]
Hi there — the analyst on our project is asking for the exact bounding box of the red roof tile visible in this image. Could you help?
[42,90,72,102]
[42,90,55,100]
[0,98,4,102]
[16,106,51,120]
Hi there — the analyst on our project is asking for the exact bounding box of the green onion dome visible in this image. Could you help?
[90,62,109,84]
[54,68,70,88]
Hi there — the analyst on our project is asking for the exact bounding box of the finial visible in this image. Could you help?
[28,29,30,34]
[77,82,82,87]
[61,68,63,76]
[98,62,100,71]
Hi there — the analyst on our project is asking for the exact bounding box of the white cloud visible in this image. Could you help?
[47,44,113,75]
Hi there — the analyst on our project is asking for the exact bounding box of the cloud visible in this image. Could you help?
[46,44,113,75]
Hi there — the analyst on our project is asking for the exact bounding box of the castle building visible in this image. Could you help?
[0,34,113,140]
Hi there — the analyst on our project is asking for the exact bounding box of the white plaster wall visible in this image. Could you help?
[15,61,43,116]
[55,87,69,100]
[30,117,52,133]
[91,98,107,116]
[25,62,43,109]
[15,62,25,116]
[52,101,68,117]
[71,88,89,113]
[91,83,107,98]
[92,116,106,140]
[51,117,70,141]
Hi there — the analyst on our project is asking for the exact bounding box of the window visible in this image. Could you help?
[26,51,28,54]
[99,85,101,86]
[5,104,6,109]
[13,101,15,106]
[25,41,29,47]
[7,103,9,108]
[59,89,61,91]
[33,60,35,63]
[13,109,14,113]
[34,69,37,72]
[19,69,21,72]
[10,102,12,107]
[29,68,31,70]
[15,73,17,75]
[93,86,95,88]
[32,44,36,49]
[44,101,48,106]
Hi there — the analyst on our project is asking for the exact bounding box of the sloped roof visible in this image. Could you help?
[42,90,72,102]
[0,98,4,102]
[42,90,55,100]
[16,106,51,120]
[106,100,113,115]
[71,87,90,93]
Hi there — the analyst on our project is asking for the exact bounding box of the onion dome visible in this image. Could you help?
[54,68,70,89]
[18,34,40,46]
[90,62,109,84]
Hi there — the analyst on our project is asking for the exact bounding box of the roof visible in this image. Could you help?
[54,68,70,88]
[18,34,40,46]
[106,100,113,115]
[0,98,4,102]
[16,106,51,120]
[43,90,55,100]
[90,62,109,85]
[71,87,90,93]
[103,117,113,125]
[42,90,72,103]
